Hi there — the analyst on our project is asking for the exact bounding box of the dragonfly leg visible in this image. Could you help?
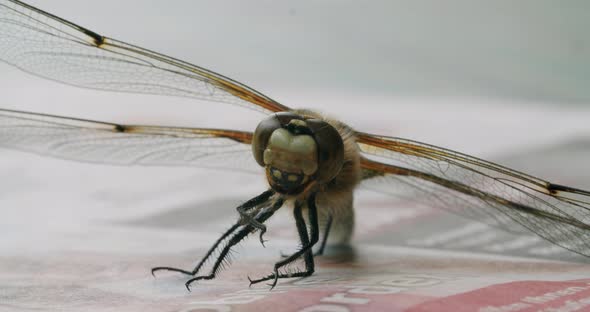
[279,213,331,258]
[315,215,333,256]
[151,222,240,277]
[152,190,275,277]
[185,197,285,291]
[237,189,276,246]
[249,193,319,289]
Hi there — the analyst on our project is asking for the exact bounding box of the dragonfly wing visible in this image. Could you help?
[0,0,289,114]
[356,131,590,257]
[0,108,259,173]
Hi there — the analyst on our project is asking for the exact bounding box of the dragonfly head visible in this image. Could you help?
[252,112,344,195]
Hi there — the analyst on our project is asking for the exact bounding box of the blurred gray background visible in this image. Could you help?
[3,0,589,159]
[17,0,590,104]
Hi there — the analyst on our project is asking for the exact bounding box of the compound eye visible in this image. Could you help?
[252,112,303,167]
[252,115,282,167]
[306,119,344,184]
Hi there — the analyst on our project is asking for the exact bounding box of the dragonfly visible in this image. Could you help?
[1,0,589,290]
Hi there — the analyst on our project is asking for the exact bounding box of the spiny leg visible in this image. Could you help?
[151,189,275,277]
[185,197,285,290]
[315,215,333,256]
[279,214,330,258]
[249,192,320,288]
[237,189,276,246]
[151,222,240,276]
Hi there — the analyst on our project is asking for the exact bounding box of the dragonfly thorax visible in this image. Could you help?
[252,112,344,195]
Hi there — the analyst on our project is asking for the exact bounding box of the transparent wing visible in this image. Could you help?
[0,108,259,173]
[356,132,590,257]
[0,0,289,114]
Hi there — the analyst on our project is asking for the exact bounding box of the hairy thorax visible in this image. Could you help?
[291,109,362,244]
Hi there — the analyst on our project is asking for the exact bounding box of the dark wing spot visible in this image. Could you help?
[82,29,105,47]
[547,183,590,196]
[114,124,126,133]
